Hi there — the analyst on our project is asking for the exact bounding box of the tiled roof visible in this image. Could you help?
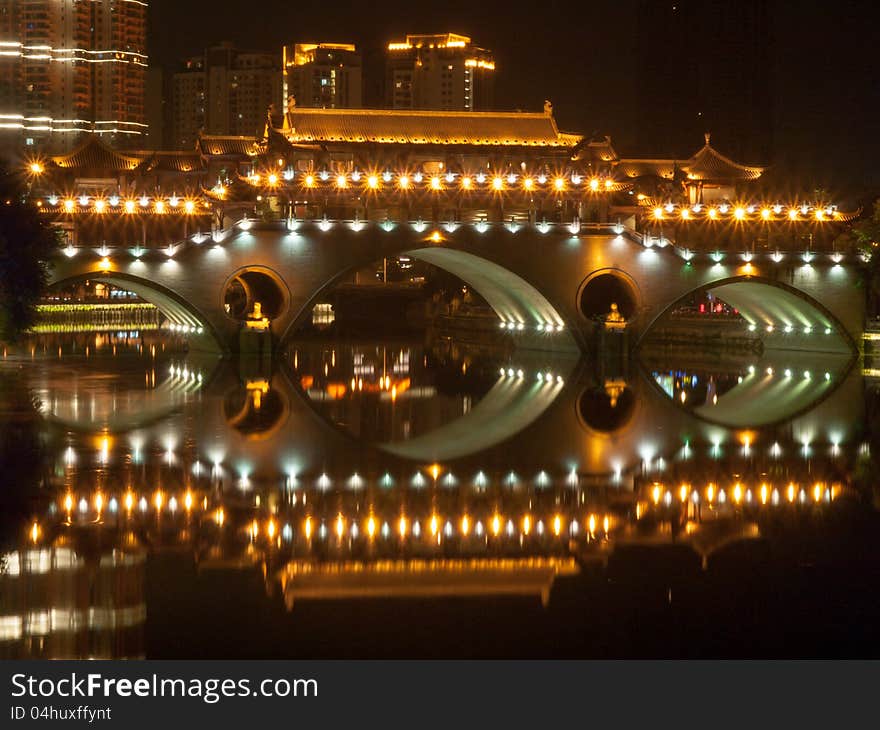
[684,143,764,181]
[51,135,143,171]
[617,159,677,179]
[618,143,764,182]
[198,135,261,157]
[282,108,581,147]
[136,151,205,173]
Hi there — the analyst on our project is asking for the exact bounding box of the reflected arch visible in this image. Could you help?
[639,275,858,354]
[48,271,222,350]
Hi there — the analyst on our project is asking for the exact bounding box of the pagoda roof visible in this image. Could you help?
[133,150,206,173]
[197,135,262,157]
[50,135,143,171]
[281,107,582,148]
[618,135,765,182]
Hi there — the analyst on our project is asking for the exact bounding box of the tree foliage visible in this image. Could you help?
[0,163,60,340]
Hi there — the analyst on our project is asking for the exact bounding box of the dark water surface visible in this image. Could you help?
[2,331,879,658]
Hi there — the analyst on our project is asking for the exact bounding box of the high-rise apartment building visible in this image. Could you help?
[283,43,361,108]
[172,43,281,149]
[385,33,494,111]
[0,0,148,152]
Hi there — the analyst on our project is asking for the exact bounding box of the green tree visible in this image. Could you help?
[0,162,60,340]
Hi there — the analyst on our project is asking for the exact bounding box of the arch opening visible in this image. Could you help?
[579,272,638,321]
[284,246,579,352]
[223,270,287,322]
[641,275,857,355]
[48,272,217,345]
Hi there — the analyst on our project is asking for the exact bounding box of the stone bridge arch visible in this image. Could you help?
[638,273,858,354]
[47,222,864,355]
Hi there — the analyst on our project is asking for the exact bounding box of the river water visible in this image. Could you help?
[1,330,879,658]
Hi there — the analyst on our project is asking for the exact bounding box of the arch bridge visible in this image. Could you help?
[48,219,864,355]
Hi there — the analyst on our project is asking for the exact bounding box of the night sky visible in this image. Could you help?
[150,0,879,201]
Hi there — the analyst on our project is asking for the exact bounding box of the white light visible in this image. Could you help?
[238,218,252,231]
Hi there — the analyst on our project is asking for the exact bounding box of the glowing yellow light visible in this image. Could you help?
[733,483,743,504]
[304,516,312,539]
[184,491,193,511]
[708,208,718,219]
[603,515,610,533]
[183,199,195,214]
[215,185,227,199]
[398,175,410,189]
[431,464,440,480]
[154,200,166,214]
[604,179,613,189]
[267,519,276,539]
[707,484,715,503]
[553,514,562,536]
[94,492,104,512]
[367,174,379,189]
[304,174,315,187]
[398,515,407,538]
[64,494,73,512]
[522,514,531,535]
[99,257,111,271]
[588,514,596,534]
[522,177,533,190]
[813,483,823,502]
[815,209,825,221]
[94,199,106,214]
[492,176,504,191]
[787,483,796,503]
[554,177,565,191]
[788,208,798,220]
[761,208,771,220]
[430,230,442,243]
[461,176,473,190]
[367,515,377,538]
[335,514,345,539]
[589,178,600,191]
[734,207,746,220]
[30,522,39,543]
[62,198,75,213]
[250,520,258,539]
[461,515,470,536]
[29,162,44,175]
[653,207,664,220]
[268,173,279,186]
[215,507,225,527]
[679,484,689,501]
[430,514,439,536]
[123,492,134,512]
[154,490,164,511]
[760,483,768,505]
[336,174,347,188]
[681,208,690,220]
[430,176,442,190]
[491,513,501,536]
[652,484,661,504]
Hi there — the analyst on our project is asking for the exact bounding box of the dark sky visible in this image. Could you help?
[149,0,879,200]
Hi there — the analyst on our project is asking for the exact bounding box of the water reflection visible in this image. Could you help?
[0,332,874,658]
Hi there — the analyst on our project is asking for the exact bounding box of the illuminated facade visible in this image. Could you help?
[283,43,362,109]
[0,0,148,153]
[171,43,281,149]
[385,33,494,111]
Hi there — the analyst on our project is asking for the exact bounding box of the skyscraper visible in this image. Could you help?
[385,33,495,111]
[283,43,362,109]
[0,0,148,153]
[171,43,281,149]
